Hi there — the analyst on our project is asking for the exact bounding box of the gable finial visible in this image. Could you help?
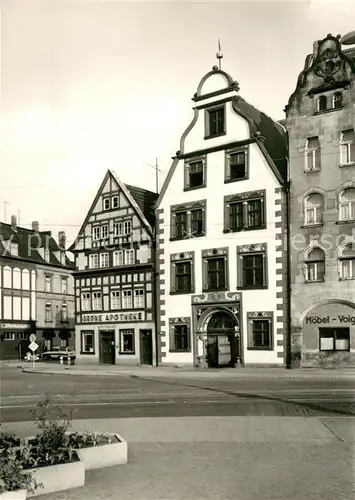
[216,38,223,70]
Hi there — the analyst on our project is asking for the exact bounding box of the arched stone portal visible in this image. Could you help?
[202,309,239,368]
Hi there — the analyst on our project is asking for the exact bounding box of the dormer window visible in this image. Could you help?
[333,92,343,109]
[184,157,206,190]
[9,242,18,256]
[103,198,110,211]
[317,95,327,112]
[44,249,50,262]
[205,104,225,138]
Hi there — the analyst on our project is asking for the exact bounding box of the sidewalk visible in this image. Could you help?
[7,361,355,380]
[2,416,354,500]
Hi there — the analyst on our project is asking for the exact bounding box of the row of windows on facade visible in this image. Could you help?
[76,272,151,288]
[304,188,355,225]
[171,194,265,240]
[88,249,135,269]
[316,92,344,113]
[44,303,68,322]
[92,220,132,241]
[2,295,33,321]
[81,288,145,311]
[303,245,355,282]
[305,130,355,171]
[1,267,69,294]
[81,329,135,354]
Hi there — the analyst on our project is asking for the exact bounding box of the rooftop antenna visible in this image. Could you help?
[216,38,223,70]
[148,158,160,194]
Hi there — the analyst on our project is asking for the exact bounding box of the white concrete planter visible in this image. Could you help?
[0,491,27,500]
[27,458,85,497]
[76,433,127,470]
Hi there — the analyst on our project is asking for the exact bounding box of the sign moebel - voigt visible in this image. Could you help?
[81,311,144,324]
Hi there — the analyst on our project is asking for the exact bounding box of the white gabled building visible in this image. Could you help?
[155,65,289,368]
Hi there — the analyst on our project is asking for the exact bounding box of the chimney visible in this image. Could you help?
[32,221,39,232]
[58,231,66,251]
[11,215,17,230]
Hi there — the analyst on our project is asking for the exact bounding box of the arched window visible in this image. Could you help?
[317,95,327,112]
[340,129,355,165]
[339,187,355,221]
[22,269,30,290]
[13,268,21,289]
[3,266,12,288]
[333,92,343,109]
[305,137,321,171]
[339,244,355,280]
[304,193,323,225]
[31,270,36,291]
[304,247,325,282]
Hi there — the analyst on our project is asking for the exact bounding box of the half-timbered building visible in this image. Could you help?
[69,170,158,365]
[155,64,289,368]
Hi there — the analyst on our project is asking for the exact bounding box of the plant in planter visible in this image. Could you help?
[0,431,21,450]
[0,446,42,499]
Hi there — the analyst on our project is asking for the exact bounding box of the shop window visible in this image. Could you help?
[319,328,350,351]
[202,248,228,292]
[81,330,95,354]
[340,130,355,165]
[170,252,194,294]
[339,244,355,280]
[305,137,321,172]
[225,147,248,182]
[3,332,15,340]
[237,244,268,289]
[304,192,324,225]
[247,312,273,350]
[205,104,225,138]
[169,318,191,352]
[120,329,135,354]
[339,187,355,221]
[304,247,325,282]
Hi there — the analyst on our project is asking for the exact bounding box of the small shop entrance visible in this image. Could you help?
[99,331,115,364]
[206,310,237,368]
[140,329,153,365]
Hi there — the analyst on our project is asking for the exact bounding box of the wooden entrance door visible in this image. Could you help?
[99,331,115,364]
[140,329,153,365]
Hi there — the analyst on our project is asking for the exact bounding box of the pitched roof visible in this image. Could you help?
[0,222,75,269]
[125,184,158,226]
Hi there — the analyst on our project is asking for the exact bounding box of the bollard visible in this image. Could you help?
[60,356,63,365]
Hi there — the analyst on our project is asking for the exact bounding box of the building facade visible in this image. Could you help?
[70,170,158,365]
[155,65,289,368]
[286,33,355,367]
[0,217,75,359]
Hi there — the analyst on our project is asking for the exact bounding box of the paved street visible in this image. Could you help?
[1,366,354,422]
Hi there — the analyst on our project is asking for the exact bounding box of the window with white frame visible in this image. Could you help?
[92,291,102,310]
[112,196,119,209]
[124,221,132,235]
[61,303,68,322]
[304,247,325,282]
[125,249,135,265]
[114,220,132,236]
[340,130,355,165]
[122,290,132,309]
[93,227,101,240]
[305,137,321,172]
[113,250,123,266]
[89,254,99,269]
[9,242,18,256]
[103,198,110,211]
[45,275,52,292]
[339,244,355,280]
[45,302,52,322]
[134,288,145,308]
[304,193,324,225]
[120,329,135,354]
[101,225,108,239]
[319,328,349,351]
[81,331,95,353]
[111,291,121,309]
[339,188,355,221]
[61,277,68,294]
[99,253,109,268]
[44,248,50,262]
[81,292,91,311]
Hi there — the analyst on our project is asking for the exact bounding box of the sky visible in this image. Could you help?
[1,0,355,247]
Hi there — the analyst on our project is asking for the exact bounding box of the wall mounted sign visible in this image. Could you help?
[81,312,143,323]
[305,315,355,326]
[0,323,31,330]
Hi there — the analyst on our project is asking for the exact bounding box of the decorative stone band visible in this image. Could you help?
[237,243,267,254]
[225,189,266,204]
[201,246,228,258]
[192,291,241,304]
[169,317,191,325]
[171,251,194,261]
